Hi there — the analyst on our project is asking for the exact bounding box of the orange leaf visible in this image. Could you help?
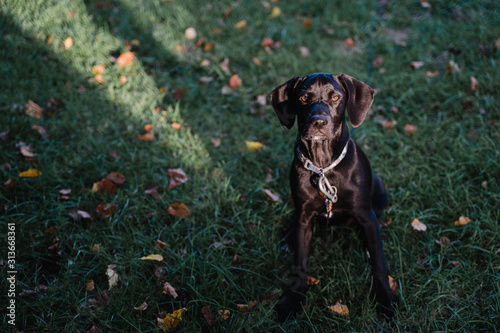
[328,301,349,317]
[404,124,418,136]
[229,74,242,89]
[344,37,355,49]
[168,203,191,218]
[388,275,398,295]
[64,37,73,50]
[86,280,95,291]
[307,276,320,285]
[210,137,221,148]
[235,20,247,29]
[303,18,312,28]
[171,122,181,130]
[261,37,274,48]
[138,131,155,141]
[116,52,135,67]
[92,64,105,75]
[167,168,188,190]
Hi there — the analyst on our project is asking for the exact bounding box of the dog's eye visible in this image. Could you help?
[332,95,340,101]
[299,95,308,103]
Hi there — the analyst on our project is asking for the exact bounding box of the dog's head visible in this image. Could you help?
[269,73,374,140]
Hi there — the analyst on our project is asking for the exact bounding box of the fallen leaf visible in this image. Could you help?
[262,189,281,202]
[255,95,267,106]
[404,124,418,136]
[201,306,215,326]
[97,178,117,194]
[252,57,261,66]
[86,325,100,333]
[95,202,117,218]
[26,100,44,118]
[120,75,128,84]
[171,122,181,130]
[218,309,230,320]
[116,52,135,67]
[140,254,164,261]
[420,0,431,8]
[373,56,384,67]
[235,20,247,29]
[221,85,233,95]
[31,124,48,139]
[157,308,186,332]
[328,301,349,317]
[381,119,397,130]
[307,276,320,285]
[137,131,155,141]
[304,18,312,28]
[261,37,274,48]
[299,46,310,57]
[380,218,392,227]
[20,143,36,158]
[143,124,153,132]
[237,304,250,312]
[220,58,230,75]
[86,280,95,291]
[185,27,197,40]
[426,71,439,77]
[198,76,213,84]
[92,64,105,75]
[210,137,221,148]
[264,173,273,183]
[409,61,424,69]
[106,264,119,289]
[344,37,355,49]
[229,74,242,89]
[134,301,148,311]
[167,203,191,218]
[454,216,471,226]
[246,140,263,152]
[167,168,188,190]
[388,275,398,295]
[92,244,101,252]
[145,186,161,200]
[106,172,126,185]
[270,6,281,18]
[445,60,461,72]
[69,208,92,220]
[19,169,42,178]
[156,239,168,249]
[435,236,451,248]
[411,218,427,231]
[470,76,478,91]
[3,178,16,190]
[64,37,73,50]
[162,282,178,299]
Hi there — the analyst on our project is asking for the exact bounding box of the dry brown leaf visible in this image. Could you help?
[427,71,439,77]
[167,168,188,190]
[168,203,191,218]
[69,208,92,220]
[145,186,161,201]
[31,124,48,139]
[328,301,349,317]
[134,301,148,311]
[388,275,398,295]
[201,306,215,326]
[162,282,178,299]
[229,74,242,89]
[26,100,44,118]
[106,264,119,289]
[470,76,478,91]
[235,20,247,29]
[210,137,221,148]
[409,61,424,69]
[95,202,117,218]
[86,280,95,291]
[106,172,126,185]
[97,178,117,194]
[3,178,16,190]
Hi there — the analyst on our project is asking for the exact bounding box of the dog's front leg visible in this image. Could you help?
[357,210,396,317]
[277,209,314,320]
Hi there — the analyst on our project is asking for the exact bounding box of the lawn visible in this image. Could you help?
[1,0,499,331]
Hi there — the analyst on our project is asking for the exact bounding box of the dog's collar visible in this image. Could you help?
[295,143,348,175]
[295,143,348,207]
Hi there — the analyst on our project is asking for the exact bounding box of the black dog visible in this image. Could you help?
[269,73,396,319]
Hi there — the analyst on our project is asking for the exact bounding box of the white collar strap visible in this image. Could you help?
[295,143,348,176]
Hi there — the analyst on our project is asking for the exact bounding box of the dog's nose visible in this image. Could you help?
[311,116,327,128]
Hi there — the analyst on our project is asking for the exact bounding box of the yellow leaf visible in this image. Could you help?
[235,20,247,29]
[158,308,186,332]
[139,254,164,261]
[389,275,398,295]
[19,169,42,178]
[328,301,349,317]
[246,141,263,152]
[218,309,230,320]
[270,6,281,18]
[411,218,427,231]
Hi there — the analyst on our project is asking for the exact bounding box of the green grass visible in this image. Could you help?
[1,0,499,331]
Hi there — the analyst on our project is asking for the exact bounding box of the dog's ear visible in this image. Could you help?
[338,74,375,128]
[269,76,302,130]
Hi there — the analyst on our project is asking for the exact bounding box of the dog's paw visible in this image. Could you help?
[275,291,305,321]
